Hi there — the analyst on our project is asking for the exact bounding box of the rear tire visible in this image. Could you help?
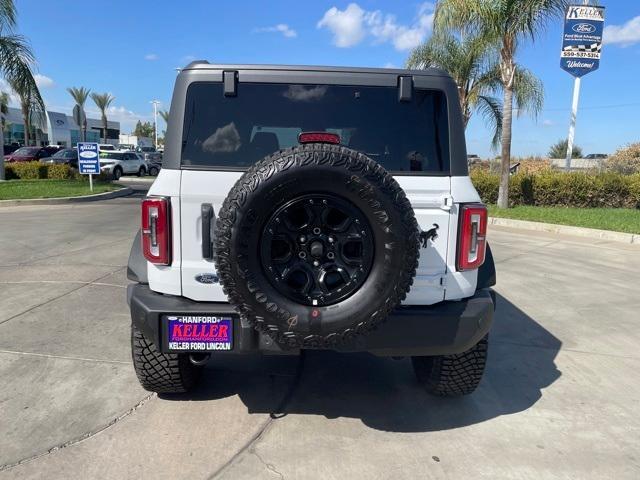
[113,167,122,180]
[149,166,159,176]
[131,324,202,393]
[137,166,146,177]
[412,335,488,396]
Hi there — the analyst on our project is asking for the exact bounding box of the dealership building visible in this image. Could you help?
[3,107,120,147]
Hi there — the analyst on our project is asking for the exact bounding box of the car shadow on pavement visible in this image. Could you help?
[163,293,562,433]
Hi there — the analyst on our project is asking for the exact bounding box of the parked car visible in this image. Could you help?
[145,157,162,176]
[127,63,496,397]
[117,144,136,151]
[4,146,60,163]
[40,148,78,168]
[584,153,608,159]
[99,151,147,179]
[99,144,116,152]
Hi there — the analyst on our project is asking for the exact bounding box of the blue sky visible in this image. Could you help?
[11,0,640,157]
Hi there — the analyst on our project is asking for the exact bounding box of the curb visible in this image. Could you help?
[0,186,133,207]
[488,217,639,245]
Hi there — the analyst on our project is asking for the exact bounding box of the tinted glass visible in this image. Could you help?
[100,152,125,160]
[181,83,450,173]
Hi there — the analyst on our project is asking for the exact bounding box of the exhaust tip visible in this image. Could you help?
[189,353,211,366]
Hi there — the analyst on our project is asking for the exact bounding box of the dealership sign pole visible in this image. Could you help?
[560,2,605,169]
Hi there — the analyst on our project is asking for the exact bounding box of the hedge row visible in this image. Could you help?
[4,161,77,180]
[471,170,640,208]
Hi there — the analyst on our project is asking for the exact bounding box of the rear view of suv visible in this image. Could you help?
[127,63,496,397]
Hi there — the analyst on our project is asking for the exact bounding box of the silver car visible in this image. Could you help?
[99,152,147,180]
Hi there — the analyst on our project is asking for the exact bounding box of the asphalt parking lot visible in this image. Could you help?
[1,194,639,479]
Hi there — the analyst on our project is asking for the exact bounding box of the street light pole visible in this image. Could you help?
[150,100,160,149]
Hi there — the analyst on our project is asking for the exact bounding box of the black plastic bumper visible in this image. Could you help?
[127,284,494,357]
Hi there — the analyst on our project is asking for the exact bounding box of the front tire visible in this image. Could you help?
[149,166,159,176]
[137,166,146,177]
[113,167,122,180]
[131,324,203,393]
[412,336,488,396]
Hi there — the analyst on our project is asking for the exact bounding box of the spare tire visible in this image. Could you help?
[214,143,419,349]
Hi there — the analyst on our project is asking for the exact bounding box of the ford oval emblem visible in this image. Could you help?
[195,273,219,284]
[79,150,96,158]
[572,23,596,34]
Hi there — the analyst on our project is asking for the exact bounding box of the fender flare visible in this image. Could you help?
[127,230,148,284]
[476,243,496,290]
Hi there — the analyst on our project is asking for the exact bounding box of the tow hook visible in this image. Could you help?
[189,353,211,366]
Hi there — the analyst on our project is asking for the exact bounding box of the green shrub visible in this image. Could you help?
[471,170,640,209]
[5,161,77,181]
[46,163,75,179]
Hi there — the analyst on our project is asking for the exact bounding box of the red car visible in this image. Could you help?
[4,146,61,163]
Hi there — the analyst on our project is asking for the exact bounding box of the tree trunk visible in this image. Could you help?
[497,85,513,209]
[24,120,30,146]
[103,116,107,144]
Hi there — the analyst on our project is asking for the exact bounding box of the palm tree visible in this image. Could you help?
[67,86,90,142]
[90,92,114,143]
[435,0,567,208]
[0,0,46,179]
[159,110,169,124]
[407,30,503,148]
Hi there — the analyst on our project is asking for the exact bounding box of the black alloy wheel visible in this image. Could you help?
[260,194,374,307]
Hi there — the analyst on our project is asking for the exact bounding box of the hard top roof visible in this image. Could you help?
[181,61,450,78]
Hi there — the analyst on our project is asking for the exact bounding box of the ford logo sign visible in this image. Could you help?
[572,23,596,34]
[195,273,219,284]
[79,150,96,158]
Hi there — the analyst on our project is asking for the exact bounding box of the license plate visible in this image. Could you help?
[165,315,233,352]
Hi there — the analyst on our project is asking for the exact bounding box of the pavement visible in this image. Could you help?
[0,193,639,479]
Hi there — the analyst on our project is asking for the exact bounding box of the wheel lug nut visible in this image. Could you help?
[313,227,321,235]
[328,236,334,243]
[299,235,306,243]
[327,252,335,259]
[313,260,320,267]
[298,251,307,259]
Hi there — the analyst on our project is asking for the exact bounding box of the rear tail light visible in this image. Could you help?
[298,132,341,144]
[457,203,487,271]
[142,197,171,265]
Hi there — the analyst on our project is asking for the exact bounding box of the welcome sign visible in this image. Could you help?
[560,5,605,77]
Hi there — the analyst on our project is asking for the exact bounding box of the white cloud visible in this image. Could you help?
[144,53,159,61]
[603,16,640,47]
[542,119,554,127]
[382,62,397,68]
[317,3,367,47]
[34,74,54,89]
[255,23,297,38]
[85,105,153,133]
[318,2,434,50]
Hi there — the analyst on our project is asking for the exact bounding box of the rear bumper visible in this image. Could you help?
[127,284,494,357]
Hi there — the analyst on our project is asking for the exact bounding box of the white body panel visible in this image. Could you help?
[146,169,182,295]
[143,170,480,305]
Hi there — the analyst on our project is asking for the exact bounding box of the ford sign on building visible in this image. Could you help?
[560,5,605,78]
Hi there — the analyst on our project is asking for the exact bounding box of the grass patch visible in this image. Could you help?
[0,179,120,200]
[488,205,640,234]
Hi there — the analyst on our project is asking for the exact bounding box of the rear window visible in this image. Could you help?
[181,82,450,174]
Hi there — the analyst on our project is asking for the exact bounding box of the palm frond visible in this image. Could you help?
[90,92,114,113]
[159,110,170,123]
[476,95,503,149]
[512,66,544,118]
[67,86,91,106]
[0,0,17,31]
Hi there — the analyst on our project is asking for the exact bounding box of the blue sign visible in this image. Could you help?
[77,143,100,175]
[560,5,605,77]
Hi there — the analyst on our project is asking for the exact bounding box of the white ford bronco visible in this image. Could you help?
[127,63,496,396]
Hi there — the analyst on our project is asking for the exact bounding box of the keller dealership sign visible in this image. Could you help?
[560,5,605,77]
